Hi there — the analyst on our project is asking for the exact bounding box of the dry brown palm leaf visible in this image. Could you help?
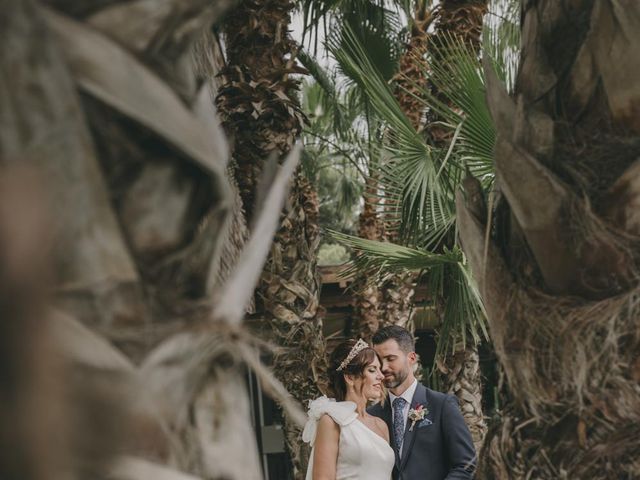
[51,310,134,371]
[2,0,145,335]
[43,8,229,194]
[109,456,202,480]
[236,341,307,427]
[87,0,236,55]
[215,145,302,325]
[139,145,302,418]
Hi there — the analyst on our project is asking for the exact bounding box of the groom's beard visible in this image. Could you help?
[383,368,408,389]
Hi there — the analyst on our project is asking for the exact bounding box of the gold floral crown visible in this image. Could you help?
[336,339,369,371]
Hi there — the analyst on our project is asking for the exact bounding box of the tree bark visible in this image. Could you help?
[426,0,489,451]
[457,1,640,478]
[216,1,326,477]
[1,2,270,480]
[352,176,385,341]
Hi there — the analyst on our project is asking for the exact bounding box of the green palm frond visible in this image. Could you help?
[408,34,496,184]
[302,1,499,359]
[335,173,363,220]
[328,230,462,278]
[329,23,458,245]
[430,261,488,358]
[298,58,355,140]
[329,230,488,354]
[299,0,341,54]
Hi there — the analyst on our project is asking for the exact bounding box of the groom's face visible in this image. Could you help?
[374,339,415,391]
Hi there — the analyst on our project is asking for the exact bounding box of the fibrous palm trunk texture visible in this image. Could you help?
[353,176,385,341]
[1,1,305,480]
[456,1,640,478]
[436,341,486,449]
[216,1,326,478]
[422,0,489,453]
[392,3,433,132]
[216,0,307,220]
[428,0,488,145]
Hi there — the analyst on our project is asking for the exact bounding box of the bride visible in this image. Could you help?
[302,339,395,480]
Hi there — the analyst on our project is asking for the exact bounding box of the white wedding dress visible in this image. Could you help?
[302,396,395,480]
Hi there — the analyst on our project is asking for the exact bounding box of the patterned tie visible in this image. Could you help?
[392,397,407,454]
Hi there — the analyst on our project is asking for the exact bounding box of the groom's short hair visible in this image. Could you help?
[372,325,415,353]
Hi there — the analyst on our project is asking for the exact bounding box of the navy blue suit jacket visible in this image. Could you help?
[368,383,476,480]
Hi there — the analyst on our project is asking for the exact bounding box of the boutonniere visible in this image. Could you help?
[408,404,428,431]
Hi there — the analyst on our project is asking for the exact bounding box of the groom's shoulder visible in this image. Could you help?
[422,384,454,406]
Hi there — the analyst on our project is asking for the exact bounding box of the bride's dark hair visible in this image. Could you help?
[328,339,378,401]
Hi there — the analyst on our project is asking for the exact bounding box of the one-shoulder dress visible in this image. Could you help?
[302,396,395,480]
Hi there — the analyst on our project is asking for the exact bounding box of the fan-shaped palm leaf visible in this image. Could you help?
[329,229,461,276]
[329,23,456,245]
[407,33,496,184]
[329,229,488,353]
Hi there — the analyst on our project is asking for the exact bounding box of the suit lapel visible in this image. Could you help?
[399,383,428,470]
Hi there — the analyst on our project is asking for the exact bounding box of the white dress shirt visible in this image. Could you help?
[388,378,418,455]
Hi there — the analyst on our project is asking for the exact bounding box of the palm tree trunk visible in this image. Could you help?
[437,342,487,451]
[353,176,385,341]
[457,1,640,478]
[262,173,327,477]
[2,1,267,479]
[392,2,433,132]
[424,0,489,452]
[428,0,488,145]
[216,1,326,477]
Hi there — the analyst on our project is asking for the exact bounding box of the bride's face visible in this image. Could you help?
[355,356,385,401]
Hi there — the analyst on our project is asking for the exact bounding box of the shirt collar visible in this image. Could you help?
[389,378,418,406]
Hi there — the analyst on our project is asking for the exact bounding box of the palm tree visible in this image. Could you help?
[215,2,327,477]
[302,1,411,342]
[457,1,640,478]
[1,1,306,479]
[324,0,494,449]
[423,0,490,452]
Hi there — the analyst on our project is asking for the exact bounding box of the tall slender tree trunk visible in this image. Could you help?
[457,1,640,478]
[353,176,385,341]
[216,1,326,477]
[424,0,489,453]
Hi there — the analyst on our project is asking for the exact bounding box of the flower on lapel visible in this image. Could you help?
[408,404,428,431]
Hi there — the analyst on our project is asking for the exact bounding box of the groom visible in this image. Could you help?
[369,325,476,480]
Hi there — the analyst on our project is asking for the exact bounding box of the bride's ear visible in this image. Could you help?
[343,373,355,388]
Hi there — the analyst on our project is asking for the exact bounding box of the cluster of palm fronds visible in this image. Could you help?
[301,0,520,359]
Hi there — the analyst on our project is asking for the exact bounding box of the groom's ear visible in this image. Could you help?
[407,351,417,365]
